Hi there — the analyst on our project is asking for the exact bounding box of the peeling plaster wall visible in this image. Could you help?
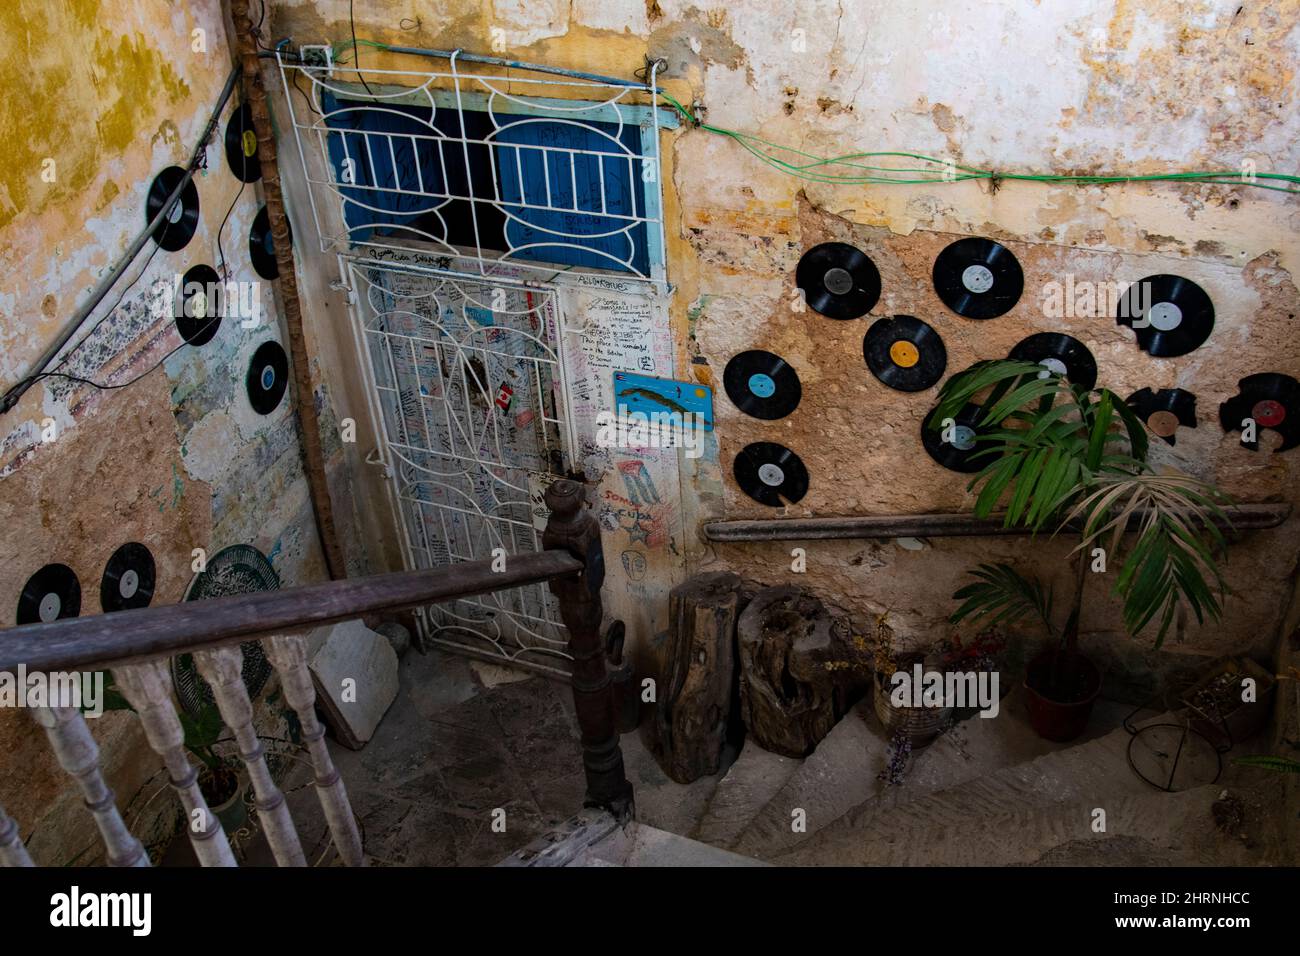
[0,1,335,863]
[270,1,1298,685]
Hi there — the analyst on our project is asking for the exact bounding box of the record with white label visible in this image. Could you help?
[146,166,200,252]
[17,563,81,625]
[796,242,881,320]
[932,237,1023,320]
[734,442,809,507]
[101,542,156,613]
[1116,274,1214,357]
[176,263,223,347]
[921,401,993,473]
[723,350,801,419]
[1008,332,1098,389]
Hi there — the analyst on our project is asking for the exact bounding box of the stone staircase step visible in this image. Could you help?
[730,700,889,858]
[691,741,802,848]
[775,784,1235,867]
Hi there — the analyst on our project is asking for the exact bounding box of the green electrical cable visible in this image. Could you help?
[658,90,1298,194]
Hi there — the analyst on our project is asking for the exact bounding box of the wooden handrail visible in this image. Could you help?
[703,503,1291,543]
[0,550,582,675]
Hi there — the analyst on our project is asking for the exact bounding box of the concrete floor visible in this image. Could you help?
[191,645,1290,867]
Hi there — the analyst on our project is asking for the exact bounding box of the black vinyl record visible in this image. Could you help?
[1126,387,1197,446]
[733,442,809,507]
[922,401,993,473]
[796,242,881,320]
[224,102,261,183]
[1219,373,1300,451]
[1116,274,1214,357]
[146,166,200,252]
[101,542,156,613]
[864,315,947,392]
[250,205,291,280]
[1008,332,1098,389]
[723,350,801,419]
[932,237,1023,320]
[17,563,81,625]
[247,340,289,414]
[176,264,223,347]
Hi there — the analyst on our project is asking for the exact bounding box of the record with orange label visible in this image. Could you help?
[864,316,947,392]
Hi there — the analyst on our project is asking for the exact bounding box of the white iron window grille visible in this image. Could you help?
[278,50,676,285]
[346,257,578,677]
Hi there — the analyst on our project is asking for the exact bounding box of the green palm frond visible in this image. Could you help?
[950,562,1056,638]
[1063,473,1232,647]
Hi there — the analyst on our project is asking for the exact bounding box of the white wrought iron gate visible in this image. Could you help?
[347,258,576,677]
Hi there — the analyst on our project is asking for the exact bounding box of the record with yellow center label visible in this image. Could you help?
[864,315,947,392]
[224,102,262,183]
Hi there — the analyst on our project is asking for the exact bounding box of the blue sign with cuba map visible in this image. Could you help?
[612,372,714,431]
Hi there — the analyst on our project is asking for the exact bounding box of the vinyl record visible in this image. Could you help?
[101,542,156,613]
[723,350,801,419]
[1219,373,1300,451]
[1116,274,1214,357]
[1008,332,1098,389]
[246,340,289,415]
[224,102,261,183]
[932,237,1023,320]
[146,166,200,252]
[922,401,993,473]
[795,242,881,320]
[249,205,291,280]
[176,264,223,347]
[864,315,947,392]
[733,442,809,507]
[1126,387,1197,446]
[17,563,81,625]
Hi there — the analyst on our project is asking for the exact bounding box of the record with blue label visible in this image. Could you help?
[250,205,291,280]
[1008,332,1097,389]
[247,340,289,414]
[723,350,801,419]
[933,237,1022,320]
[922,401,993,473]
[734,442,808,507]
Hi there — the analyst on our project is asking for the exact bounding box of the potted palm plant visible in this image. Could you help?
[934,359,1232,741]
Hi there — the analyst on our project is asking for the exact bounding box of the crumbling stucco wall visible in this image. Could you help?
[0,0,340,863]
[274,0,1298,691]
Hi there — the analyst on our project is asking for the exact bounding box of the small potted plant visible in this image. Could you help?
[934,359,1232,742]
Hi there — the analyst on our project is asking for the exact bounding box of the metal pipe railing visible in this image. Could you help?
[703,503,1291,543]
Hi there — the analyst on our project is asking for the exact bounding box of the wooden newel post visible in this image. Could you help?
[542,479,634,822]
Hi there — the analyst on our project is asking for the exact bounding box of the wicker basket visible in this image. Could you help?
[873,662,952,748]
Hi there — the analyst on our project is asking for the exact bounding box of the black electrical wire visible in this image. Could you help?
[350,0,376,96]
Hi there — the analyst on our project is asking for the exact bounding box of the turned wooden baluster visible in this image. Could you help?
[30,705,148,867]
[195,645,306,866]
[0,801,32,867]
[264,634,364,866]
[114,660,236,867]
